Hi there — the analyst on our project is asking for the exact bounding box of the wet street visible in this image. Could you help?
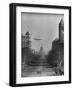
[22,52,57,77]
[22,65,56,77]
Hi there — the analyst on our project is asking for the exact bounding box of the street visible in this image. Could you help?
[22,65,56,77]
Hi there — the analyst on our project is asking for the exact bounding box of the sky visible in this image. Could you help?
[21,12,64,53]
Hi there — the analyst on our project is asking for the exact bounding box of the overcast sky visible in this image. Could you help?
[21,12,64,53]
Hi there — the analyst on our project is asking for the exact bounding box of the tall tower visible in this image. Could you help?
[59,18,64,42]
[22,32,31,48]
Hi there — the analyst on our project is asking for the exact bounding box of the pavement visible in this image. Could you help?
[21,65,56,77]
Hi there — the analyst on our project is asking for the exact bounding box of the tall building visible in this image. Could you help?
[51,18,64,69]
[59,18,64,42]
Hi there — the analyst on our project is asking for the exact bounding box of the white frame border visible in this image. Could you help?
[16,6,69,84]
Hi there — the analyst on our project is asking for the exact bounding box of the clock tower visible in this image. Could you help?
[59,18,64,42]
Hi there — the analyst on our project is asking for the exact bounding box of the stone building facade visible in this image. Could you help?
[51,18,64,74]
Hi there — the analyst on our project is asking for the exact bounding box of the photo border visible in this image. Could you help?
[9,3,71,87]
